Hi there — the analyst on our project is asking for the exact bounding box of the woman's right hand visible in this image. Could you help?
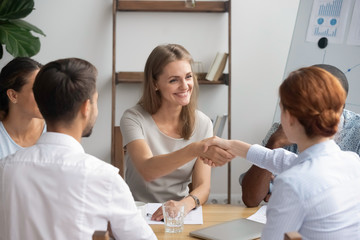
[200,137,251,166]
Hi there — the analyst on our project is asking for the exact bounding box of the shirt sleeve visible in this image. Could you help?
[120,107,145,147]
[108,173,157,240]
[347,113,360,156]
[246,144,298,175]
[261,176,305,240]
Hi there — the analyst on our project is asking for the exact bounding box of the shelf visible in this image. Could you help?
[116,72,228,85]
[112,0,232,204]
[116,1,229,12]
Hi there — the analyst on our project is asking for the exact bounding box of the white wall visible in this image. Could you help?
[229,1,299,202]
[0,0,299,203]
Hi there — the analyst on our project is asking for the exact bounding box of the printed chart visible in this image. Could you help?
[306,0,352,43]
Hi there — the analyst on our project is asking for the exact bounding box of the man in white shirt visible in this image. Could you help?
[0,58,157,240]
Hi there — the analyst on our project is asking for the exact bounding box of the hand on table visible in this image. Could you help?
[150,200,187,221]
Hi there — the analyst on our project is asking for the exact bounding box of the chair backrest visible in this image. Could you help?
[92,230,109,240]
[284,231,302,240]
[112,126,125,178]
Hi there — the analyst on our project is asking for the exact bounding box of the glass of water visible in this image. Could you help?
[135,201,146,219]
[162,201,185,233]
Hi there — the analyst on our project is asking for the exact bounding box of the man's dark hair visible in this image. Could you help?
[313,64,348,95]
[33,58,97,123]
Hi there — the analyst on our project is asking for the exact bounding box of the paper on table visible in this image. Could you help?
[145,203,203,225]
[247,205,267,224]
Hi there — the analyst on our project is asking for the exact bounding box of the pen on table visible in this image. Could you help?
[146,213,164,222]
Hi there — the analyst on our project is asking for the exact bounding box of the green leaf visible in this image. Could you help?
[0,0,34,20]
[11,19,45,36]
[0,0,44,60]
[0,22,40,57]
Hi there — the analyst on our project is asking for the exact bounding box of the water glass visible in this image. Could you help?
[135,201,146,219]
[162,202,185,233]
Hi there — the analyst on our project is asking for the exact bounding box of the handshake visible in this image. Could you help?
[196,136,250,167]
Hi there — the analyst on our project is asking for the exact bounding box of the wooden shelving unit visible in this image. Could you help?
[116,1,229,12]
[116,72,229,85]
[112,0,232,203]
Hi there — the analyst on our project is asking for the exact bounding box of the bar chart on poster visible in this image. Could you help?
[273,0,360,122]
[306,0,352,43]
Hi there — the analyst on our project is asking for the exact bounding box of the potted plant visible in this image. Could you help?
[0,0,45,59]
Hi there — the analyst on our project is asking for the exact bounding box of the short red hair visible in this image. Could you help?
[279,66,346,138]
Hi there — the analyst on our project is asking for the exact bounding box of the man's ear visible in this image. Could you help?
[6,89,18,104]
[80,99,91,119]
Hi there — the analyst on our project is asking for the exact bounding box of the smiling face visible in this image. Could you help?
[155,60,194,108]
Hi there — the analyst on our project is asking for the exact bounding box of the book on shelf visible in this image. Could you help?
[213,114,228,137]
[205,52,228,81]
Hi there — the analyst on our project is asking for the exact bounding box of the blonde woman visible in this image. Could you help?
[120,44,232,220]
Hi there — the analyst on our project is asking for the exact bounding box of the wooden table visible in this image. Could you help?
[150,204,260,240]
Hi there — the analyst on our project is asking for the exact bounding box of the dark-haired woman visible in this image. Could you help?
[0,57,45,158]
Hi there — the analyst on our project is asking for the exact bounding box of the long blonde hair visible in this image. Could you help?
[138,44,199,139]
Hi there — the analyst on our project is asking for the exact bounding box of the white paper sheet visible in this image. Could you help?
[145,203,203,225]
[247,205,267,224]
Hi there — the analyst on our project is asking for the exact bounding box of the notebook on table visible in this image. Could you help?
[189,218,264,240]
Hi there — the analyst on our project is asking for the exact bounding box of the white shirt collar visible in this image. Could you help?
[37,132,85,154]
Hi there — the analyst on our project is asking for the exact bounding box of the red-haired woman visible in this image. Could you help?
[204,66,360,239]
